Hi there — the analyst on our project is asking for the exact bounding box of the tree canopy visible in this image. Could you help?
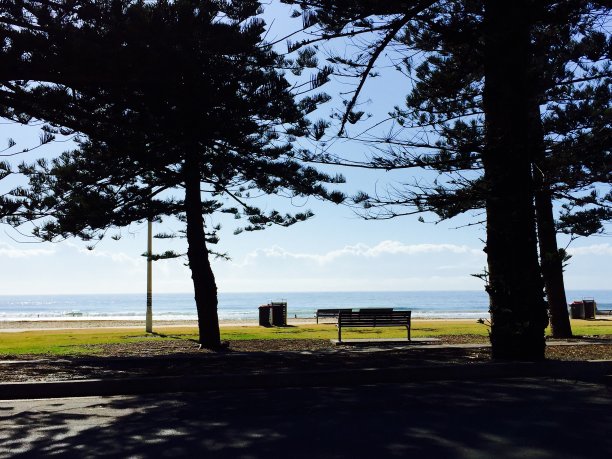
[282,0,610,358]
[0,0,343,348]
[337,0,611,337]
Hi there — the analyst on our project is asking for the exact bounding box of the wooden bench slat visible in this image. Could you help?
[315,308,394,323]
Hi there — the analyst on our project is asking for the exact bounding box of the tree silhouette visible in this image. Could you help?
[282,0,610,358]
[343,1,610,338]
[0,0,343,348]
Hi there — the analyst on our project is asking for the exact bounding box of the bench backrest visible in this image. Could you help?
[338,310,411,326]
[357,308,394,314]
[316,308,348,317]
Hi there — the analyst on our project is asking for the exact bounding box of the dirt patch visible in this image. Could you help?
[1,336,611,383]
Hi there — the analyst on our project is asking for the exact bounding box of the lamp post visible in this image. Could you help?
[146,216,153,333]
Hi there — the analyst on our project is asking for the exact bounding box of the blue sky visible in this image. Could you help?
[0,2,610,295]
[1,119,610,295]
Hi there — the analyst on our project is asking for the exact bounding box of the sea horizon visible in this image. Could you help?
[3,287,611,295]
[0,289,610,322]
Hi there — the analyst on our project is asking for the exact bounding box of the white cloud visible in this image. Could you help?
[567,243,612,256]
[0,242,56,258]
[232,240,484,267]
[65,241,143,267]
[80,249,142,266]
[217,274,484,293]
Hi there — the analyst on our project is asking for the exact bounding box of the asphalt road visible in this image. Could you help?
[1,377,611,458]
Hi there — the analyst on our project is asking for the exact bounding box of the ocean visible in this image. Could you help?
[0,290,610,321]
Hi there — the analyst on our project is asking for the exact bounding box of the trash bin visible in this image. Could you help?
[270,301,287,326]
[569,301,585,319]
[583,299,596,319]
[259,305,272,327]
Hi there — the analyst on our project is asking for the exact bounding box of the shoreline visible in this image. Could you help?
[0,316,609,334]
[0,317,480,332]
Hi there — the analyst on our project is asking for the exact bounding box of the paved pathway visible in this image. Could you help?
[1,377,611,458]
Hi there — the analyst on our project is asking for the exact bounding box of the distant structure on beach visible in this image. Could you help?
[258,301,287,327]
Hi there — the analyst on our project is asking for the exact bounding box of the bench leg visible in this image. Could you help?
[338,326,342,342]
[407,325,411,341]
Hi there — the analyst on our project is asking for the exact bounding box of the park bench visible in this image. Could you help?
[337,310,411,342]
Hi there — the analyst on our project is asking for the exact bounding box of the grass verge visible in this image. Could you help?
[0,319,610,356]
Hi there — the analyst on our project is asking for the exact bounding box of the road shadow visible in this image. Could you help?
[2,377,611,458]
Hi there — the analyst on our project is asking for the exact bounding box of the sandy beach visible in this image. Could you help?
[0,318,324,332]
[1,316,610,333]
[0,316,490,333]
[0,317,489,333]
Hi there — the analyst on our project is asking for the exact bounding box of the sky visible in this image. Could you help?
[0,2,610,296]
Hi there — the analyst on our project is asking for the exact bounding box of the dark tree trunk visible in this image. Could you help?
[482,0,548,360]
[527,96,573,338]
[183,153,222,349]
[534,183,572,338]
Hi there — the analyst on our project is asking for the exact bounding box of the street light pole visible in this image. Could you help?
[146,217,153,333]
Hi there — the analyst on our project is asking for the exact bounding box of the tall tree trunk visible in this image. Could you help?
[534,173,573,338]
[183,153,222,349]
[482,0,548,360]
[526,47,573,339]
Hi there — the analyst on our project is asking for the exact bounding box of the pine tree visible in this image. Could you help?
[0,0,343,348]
[356,1,610,338]
[283,0,610,358]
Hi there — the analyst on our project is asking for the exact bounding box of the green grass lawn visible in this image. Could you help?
[1,319,611,356]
